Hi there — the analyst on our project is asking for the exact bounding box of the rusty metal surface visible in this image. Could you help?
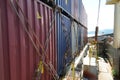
[83,27,88,45]
[71,0,79,21]
[56,13,72,75]
[71,21,78,54]
[71,0,87,27]
[81,27,85,48]
[0,0,57,80]
[78,25,82,51]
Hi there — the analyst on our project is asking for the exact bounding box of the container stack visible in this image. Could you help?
[56,13,72,76]
[0,0,87,80]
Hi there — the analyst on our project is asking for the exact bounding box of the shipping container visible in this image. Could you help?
[71,0,79,21]
[79,1,88,27]
[83,27,87,45]
[79,1,88,46]
[78,24,82,51]
[0,0,57,80]
[57,0,71,14]
[84,28,88,45]
[0,0,88,79]
[56,13,72,76]
[71,0,87,27]
[81,27,88,48]
[81,27,84,48]
[71,21,78,55]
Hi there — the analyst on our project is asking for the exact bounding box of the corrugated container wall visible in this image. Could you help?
[81,27,84,48]
[71,21,78,55]
[56,13,72,76]
[57,0,71,14]
[81,27,88,47]
[71,0,79,21]
[0,0,57,80]
[84,28,88,45]
[71,0,87,27]
[78,25,82,51]
[79,1,87,27]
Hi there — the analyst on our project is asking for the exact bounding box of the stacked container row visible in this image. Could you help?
[56,13,72,76]
[57,0,88,51]
[56,1,72,76]
[0,0,57,80]
[57,0,87,26]
[0,0,88,80]
[56,0,71,76]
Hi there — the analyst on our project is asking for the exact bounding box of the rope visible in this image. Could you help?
[9,0,59,79]
[9,0,42,57]
[15,0,46,56]
[96,0,101,26]
[44,12,56,54]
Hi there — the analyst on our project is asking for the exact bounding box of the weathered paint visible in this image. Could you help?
[113,2,120,48]
[56,13,72,75]
[71,21,78,54]
[71,0,87,27]
[79,1,87,27]
[57,0,71,14]
[81,27,88,48]
[71,0,79,21]
[84,28,88,45]
[81,27,84,48]
[78,25,82,51]
[0,0,57,80]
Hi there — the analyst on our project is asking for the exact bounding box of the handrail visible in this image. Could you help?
[74,43,89,68]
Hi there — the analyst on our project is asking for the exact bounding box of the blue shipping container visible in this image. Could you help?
[79,0,87,27]
[81,27,84,48]
[78,24,82,51]
[71,21,78,54]
[57,0,71,14]
[71,0,80,21]
[56,13,72,75]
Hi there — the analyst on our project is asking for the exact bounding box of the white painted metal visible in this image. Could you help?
[74,44,88,68]
[71,21,78,55]
[113,1,120,48]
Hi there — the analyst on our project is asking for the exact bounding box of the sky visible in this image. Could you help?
[82,0,114,36]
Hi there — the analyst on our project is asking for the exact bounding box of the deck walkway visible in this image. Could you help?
[98,57,113,80]
[62,44,114,80]
[83,49,113,80]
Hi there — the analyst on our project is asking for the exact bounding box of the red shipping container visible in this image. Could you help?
[0,0,57,80]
